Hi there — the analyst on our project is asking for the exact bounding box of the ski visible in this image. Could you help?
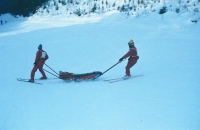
[104,77,124,82]
[109,78,128,83]
[18,78,57,80]
[105,74,144,83]
[17,78,43,85]
[17,78,28,81]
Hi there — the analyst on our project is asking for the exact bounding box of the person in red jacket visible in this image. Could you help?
[119,39,139,78]
[29,44,49,82]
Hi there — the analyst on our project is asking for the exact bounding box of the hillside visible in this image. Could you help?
[36,0,200,20]
[0,0,200,24]
[0,9,200,130]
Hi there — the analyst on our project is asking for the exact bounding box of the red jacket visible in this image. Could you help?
[122,46,138,59]
[35,50,49,64]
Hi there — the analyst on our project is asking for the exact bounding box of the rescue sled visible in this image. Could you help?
[59,71,102,81]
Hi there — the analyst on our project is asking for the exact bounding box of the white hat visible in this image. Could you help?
[128,39,134,45]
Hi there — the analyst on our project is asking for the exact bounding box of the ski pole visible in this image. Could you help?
[44,63,59,76]
[94,61,121,80]
[43,69,59,78]
[102,61,121,75]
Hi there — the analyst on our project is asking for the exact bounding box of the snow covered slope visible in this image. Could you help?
[0,11,200,130]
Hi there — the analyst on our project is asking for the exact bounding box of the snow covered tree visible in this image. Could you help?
[0,0,49,16]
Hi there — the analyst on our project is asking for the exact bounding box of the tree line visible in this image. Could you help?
[0,0,49,17]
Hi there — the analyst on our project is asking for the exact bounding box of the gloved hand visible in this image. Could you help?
[119,58,123,62]
[33,62,37,65]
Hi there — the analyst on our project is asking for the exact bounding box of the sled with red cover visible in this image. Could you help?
[59,71,102,81]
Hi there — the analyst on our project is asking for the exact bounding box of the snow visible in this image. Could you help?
[0,11,200,130]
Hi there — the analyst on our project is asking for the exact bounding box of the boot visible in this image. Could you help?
[123,75,131,79]
[28,79,34,83]
[40,77,47,80]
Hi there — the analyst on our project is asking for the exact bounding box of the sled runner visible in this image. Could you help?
[59,71,102,81]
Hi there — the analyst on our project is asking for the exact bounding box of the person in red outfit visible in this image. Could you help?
[119,39,139,78]
[29,44,49,82]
